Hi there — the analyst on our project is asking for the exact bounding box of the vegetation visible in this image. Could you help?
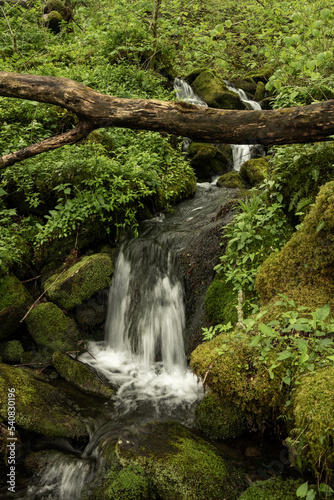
[1,0,334,496]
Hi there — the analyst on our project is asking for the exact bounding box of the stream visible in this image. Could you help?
[4,80,267,499]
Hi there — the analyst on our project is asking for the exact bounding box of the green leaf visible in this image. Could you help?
[0,188,7,197]
[296,339,308,353]
[306,489,316,500]
[320,8,331,20]
[277,351,292,361]
[249,335,261,348]
[296,482,309,498]
[225,19,232,28]
[314,304,330,321]
[259,323,275,336]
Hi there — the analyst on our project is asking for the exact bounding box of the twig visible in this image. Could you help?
[20,274,41,284]
[20,268,67,322]
[202,362,215,392]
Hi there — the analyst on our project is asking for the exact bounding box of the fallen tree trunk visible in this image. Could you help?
[0,71,334,169]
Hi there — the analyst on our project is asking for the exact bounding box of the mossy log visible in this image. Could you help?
[0,71,334,168]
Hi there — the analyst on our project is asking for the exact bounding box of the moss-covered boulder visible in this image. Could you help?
[244,66,274,84]
[238,476,303,500]
[44,10,63,33]
[195,393,246,440]
[217,171,248,189]
[103,464,155,500]
[44,253,113,311]
[43,0,72,34]
[204,275,238,325]
[53,351,114,398]
[287,367,334,476]
[240,158,268,187]
[188,143,232,181]
[0,363,87,438]
[192,70,247,109]
[256,182,334,310]
[116,421,246,499]
[25,302,79,357]
[254,81,266,102]
[190,331,287,424]
[0,340,24,363]
[0,274,33,340]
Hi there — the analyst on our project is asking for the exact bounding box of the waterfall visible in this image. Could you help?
[224,81,263,171]
[174,77,263,172]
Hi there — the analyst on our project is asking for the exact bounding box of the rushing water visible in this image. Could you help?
[19,182,234,500]
[174,77,263,172]
[10,78,264,500]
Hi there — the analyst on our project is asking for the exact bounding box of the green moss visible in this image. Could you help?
[105,464,155,500]
[288,367,334,476]
[25,302,79,357]
[116,421,245,499]
[45,11,63,34]
[0,274,32,340]
[44,0,66,16]
[238,477,303,499]
[254,81,266,102]
[0,363,87,438]
[240,158,268,187]
[190,330,287,422]
[204,275,238,325]
[188,143,232,181]
[256,182,334,310]
[85,130,115,156]
[195,392,246,440]
[192,70,247,109]
[44,253,113,310]
[244,66,274,83]
[1,340,24,363]
[217,171,248,189]
[53,351,114,398]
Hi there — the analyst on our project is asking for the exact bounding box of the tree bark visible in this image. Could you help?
[0,71,334,169]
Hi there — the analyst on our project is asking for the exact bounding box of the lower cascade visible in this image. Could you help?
[24,184,234,500]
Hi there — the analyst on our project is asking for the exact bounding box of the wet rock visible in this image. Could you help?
[116,421,246,499]
[191,69,247,109]
[53,351,114,398]
[25,302,79,358]
[0,363,87,438]
[217,171,248,189]
[44,253,114,311]
[240,157,268,187]
[0,274,33,340]
[188,143,233,181]
[195,393,246,440]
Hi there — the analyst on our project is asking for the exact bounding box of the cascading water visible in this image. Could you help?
[174,77,263,172]
[225,81,263,171]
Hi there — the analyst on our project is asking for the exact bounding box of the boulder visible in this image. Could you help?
[238,476,304,500]
[0,340,24,363]
[52,351,114,398]
[25,302,79,357]
[192,69,247,109]
[256,182,334,310]
[116,421,245,499]
[240,158,268,187]
[0,363,87,438]
[195,392,246,440]
[188,143,232,181]
[0,274,33,340]
[44,253,114,311]
[217,171,247,189]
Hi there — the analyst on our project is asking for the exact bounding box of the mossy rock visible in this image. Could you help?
[195,393,246,440]
[25,302,79,357]
[0,363,87,438]
[254,81,266,102]
[116,421,246,499]
[240,158,268,187]
[188,143,232,181]
[104,464,155,500]
[53,351,114,398]
[217,171,248,189]
[44,0,66,16]
[238,476,303,499]
[204,275,238,325]
[228,78,258,94]
[256,182,334,310]
[0,340,24,363]
[190,331,287,423]
[244,66,274,83]
[192,70,247,109]
[44,253,114,311]
[0,274,33,340]
[287,367,334,476]
[45,11,63,33]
